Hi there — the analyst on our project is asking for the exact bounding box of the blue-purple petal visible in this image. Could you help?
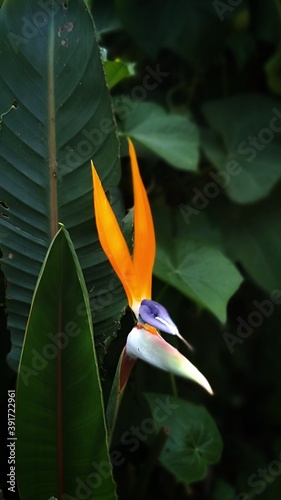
[139,299,178,335]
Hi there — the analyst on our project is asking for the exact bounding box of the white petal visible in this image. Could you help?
[126,327,213,395]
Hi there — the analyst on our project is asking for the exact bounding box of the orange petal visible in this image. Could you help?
[128,139,155,300]
[91,162,139,307]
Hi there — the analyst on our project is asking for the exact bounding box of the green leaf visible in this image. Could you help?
[201,94,281,203]
[145,394,223,485]
[104,59,135,89]
[154,237,243,323]
[16,227,116,500]
[92,0,121,36]
[0,0,125,370]
[120,102,199,171]
[210,191,281,294]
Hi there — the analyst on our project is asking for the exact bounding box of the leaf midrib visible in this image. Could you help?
[48,17,58,239]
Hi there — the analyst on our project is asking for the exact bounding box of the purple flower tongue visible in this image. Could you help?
[139,299,178,335]
[139,299,193,351]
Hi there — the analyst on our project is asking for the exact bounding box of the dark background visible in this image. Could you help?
[1,1,281,499]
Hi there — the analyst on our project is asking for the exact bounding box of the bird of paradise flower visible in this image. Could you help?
[91,140,213,401]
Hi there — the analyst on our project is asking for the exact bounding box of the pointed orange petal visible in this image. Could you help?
[91,162,139,307]
[128,139,155,300]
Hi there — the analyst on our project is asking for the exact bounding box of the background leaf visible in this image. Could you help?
[154,237,242,324]
[208,191,281,294]
[92,0,121,36]
[120,102,199,171]
[201,95,281,203]
[145,393,223,485]
[0,0,125,370]
[16,227,116,500]
[1,1,281,497]
[104,59,135,89]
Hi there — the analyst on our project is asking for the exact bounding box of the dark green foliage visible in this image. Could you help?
[92,1,281,499]
[1,0,281,499]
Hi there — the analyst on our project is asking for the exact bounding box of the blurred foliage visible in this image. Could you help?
[145,393,223,485]
[1,0,281,498]
[92,0,281,499]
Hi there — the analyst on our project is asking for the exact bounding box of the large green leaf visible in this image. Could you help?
[201,95,281,203]
[154,237,242,324]
[208,190,281,294]
[0,0,126,370]
[16,227,116,500]
[120,102,199,171]
[145,394,223,485]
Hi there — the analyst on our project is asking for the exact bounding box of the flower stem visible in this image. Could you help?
[170,373,178,398]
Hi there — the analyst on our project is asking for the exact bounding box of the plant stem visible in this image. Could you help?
[170,373,178,398]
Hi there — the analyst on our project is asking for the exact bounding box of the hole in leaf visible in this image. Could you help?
[0,201,9,209]
[12,99,18,108]
[1,213,9,218]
